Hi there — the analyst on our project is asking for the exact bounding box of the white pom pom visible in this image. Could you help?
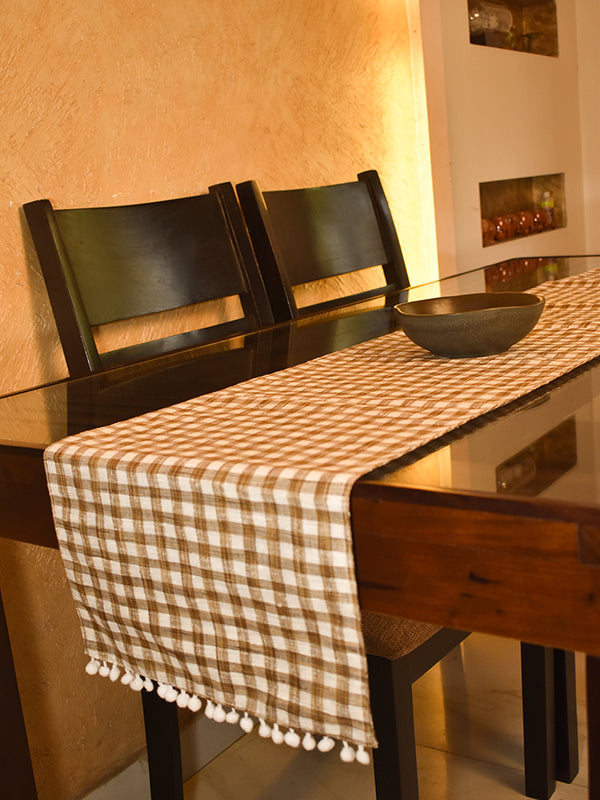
[156,682,168,698]
[271,723,284,744]
[98,661,110,677]
[143,678,154,692]
[356,745,370,765]
[130,675,145,692]
[284,728,301,748]
[204,700,215,719]
[187,695,202,712]
[225,708,240,724]
[109,664,121,682]
[258,719,271,738]
[317,736,335,753]
[213,704,226,723]
[120,671,133,686]
[164,686,178,703]
[85,658,100,675]
[176,691,190,708]
[302,732,317,751]
[240,713,254,733]
[340,742,356,763]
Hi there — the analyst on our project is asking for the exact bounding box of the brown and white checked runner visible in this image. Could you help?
[44,268,600,763]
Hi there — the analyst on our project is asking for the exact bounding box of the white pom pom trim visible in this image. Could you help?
[302,732,317,751]
[240,713,254,733]
[82,660,372,764]
[317,736,335,753]
[284,728,300,748]
[271,723,284,744]
[340,742,356,763]
[188,695,202,713]
[176,691,190,708]
[130,675,145,692]
[120,671,133,686]
[166,686,180,702]
[204,700,215,719]
[85,658,100,675]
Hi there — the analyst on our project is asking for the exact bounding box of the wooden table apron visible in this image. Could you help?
[352,482,600,657]
[4,441,600,657]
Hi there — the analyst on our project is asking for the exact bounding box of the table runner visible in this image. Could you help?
[44,268,600,763]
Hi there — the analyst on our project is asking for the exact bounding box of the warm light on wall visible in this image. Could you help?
[378,0,441,287]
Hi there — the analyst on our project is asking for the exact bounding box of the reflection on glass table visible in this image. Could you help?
[369,364,600,509]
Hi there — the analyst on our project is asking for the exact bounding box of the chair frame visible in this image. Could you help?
[370,636,578,800]
[24,184,273,377]
[236,170,410,323]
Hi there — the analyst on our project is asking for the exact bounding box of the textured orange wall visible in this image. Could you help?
[0,2,434,797]
[4,0,435,395]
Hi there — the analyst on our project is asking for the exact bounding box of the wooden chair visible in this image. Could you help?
[364,618,578,800]
[23,184,273,377]
[236,170,410,322]
[364,615,469,799]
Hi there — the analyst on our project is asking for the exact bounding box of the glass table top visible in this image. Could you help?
[3,254,600,512]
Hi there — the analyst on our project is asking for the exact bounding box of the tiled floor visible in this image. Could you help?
[183,633,589,800]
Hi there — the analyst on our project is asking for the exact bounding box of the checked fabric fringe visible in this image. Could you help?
[83,656,363,760]
[45,268,600,764]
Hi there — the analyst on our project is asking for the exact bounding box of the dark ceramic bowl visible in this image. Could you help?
[394,292,545,358]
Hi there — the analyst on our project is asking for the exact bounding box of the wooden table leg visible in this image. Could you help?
[553,648,579,783]
[587,655,600,800]
[521,643,556,800]
[0,587,38,799]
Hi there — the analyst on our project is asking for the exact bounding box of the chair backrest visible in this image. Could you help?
[24,184,273,376]
[236,170,410,323]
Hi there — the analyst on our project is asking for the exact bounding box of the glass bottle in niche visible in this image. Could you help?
[539,191,555,229]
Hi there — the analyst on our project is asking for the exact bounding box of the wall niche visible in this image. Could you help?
[480,172,565,247]
[468,0,558,57]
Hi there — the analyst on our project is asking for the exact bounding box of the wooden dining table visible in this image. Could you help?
[4,253,600,799]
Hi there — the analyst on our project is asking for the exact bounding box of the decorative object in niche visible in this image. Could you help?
[468,0,558,57]
[479,173,565,247]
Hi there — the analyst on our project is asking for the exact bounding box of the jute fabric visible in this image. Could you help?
[44,269,600,754]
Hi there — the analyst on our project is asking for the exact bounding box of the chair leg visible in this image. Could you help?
[553,648,579,783]
[368,654,419,800]
[141,689,184,800]
[521,643,556,800]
